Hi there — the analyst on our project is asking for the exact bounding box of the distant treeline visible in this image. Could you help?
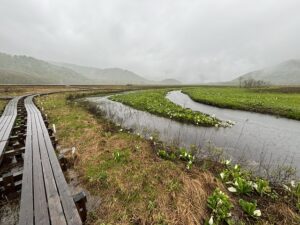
[239,78,270,88]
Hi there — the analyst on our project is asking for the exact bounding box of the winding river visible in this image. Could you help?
[87,91,300,174]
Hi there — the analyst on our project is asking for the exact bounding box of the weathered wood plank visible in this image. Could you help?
[19,95,82,225]
[0,97,20,163]
[35,110,67,225]
[18,98,34,225]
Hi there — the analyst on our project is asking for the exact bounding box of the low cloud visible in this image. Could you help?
[1,0,300,83]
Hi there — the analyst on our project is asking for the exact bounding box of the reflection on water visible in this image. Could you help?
[87,91,300,175]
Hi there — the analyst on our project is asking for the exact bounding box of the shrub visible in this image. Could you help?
[239,199,261,218]
[206,188,233,224]
[254,178,271,196]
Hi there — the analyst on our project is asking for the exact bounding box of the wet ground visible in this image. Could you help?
[87,91,300,175]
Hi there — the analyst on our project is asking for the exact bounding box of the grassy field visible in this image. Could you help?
[182,86,300,120]
[38,91,223,224]
[109,89,229,127]
[36,89,299,225]
[0,100,7,114]
[0,85,299,224]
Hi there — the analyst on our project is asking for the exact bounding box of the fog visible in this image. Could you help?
[1,0,300,83]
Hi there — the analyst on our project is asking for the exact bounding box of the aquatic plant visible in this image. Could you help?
[253,178,271,196]
[239,199,261,218]
[206,188,233,225]
[182,87,300,120]
[109,90,230,127]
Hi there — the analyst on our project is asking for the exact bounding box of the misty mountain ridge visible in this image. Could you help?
[231,59,300,85]
[0,52,86,84]
[0,52,181,85]
[53,62,151,84]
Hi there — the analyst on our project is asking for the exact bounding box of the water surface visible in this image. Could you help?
[87,91,300,174]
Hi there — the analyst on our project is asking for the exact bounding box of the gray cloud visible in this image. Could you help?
[1,0,300,83]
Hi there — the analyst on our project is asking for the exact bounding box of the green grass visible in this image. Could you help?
[0,100,7,115]
[38,91,300,224]
[182,87,300,120]
[109,89,224,127]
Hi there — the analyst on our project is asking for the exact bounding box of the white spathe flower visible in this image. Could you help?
[283,184,291,192]
[208,216,214,225]
[252,183,258,190]
[225,159,231,165]
[71,147,76,155]
[234,164,239,170]
[228,187,237,193]
[253,209,261,217]
[220,172,225,180]
[149,136,153,140]
[290,180,296,187]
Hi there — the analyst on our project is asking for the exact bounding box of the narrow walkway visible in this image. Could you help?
[0,96,21,164]
[18,95,82,225]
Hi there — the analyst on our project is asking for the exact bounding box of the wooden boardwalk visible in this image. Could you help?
[0,96,21,164]
[18,95,82,225]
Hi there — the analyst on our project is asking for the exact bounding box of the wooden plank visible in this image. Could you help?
[19,96,50,225]
[0,97,19,140]
[31,98,50,225]
[35,99,82,225]
[0,97,20,162]
[19,95,82,225]
[18,98,34,225]
[34,110,67,225]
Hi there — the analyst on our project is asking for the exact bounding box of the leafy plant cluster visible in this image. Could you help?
[205,188,233,225]
[157,148,195,170]
[182,87,300,121]
[219,162,269,219]
[109,90,227,127]
[283,180,300,211]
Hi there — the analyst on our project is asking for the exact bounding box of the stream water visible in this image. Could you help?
[87,91,300,175]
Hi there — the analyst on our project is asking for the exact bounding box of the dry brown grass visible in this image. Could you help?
[39,92,224,224]
[38,91,300,225]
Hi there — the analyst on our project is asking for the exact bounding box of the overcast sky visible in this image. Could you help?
[1,0,300,83]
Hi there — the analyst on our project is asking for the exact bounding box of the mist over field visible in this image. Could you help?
[1,2,300,224]
[1,0,300,84]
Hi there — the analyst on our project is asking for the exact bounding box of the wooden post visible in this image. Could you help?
[73,191,87,222]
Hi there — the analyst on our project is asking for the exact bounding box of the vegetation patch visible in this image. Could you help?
[182,86,300,120]
[0,100,7,115]
[38,91,223,224]
[38,89,300,224]
[109,89,233,127]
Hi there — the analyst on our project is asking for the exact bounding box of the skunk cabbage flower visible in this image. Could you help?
[253,210,261,217]
[228,187,237,193]
[208,216,214,225]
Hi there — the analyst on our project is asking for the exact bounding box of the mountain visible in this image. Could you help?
[53,62,151,85]
[0,52,88,84]
[231,60,300,85]
[0,52,181,85]
[160,78,181,85]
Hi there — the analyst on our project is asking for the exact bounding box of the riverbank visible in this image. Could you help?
[182,86,300,120]
[38,90,299,224]
[109,89,232,127]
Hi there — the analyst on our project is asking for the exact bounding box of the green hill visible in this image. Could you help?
[54,62,151,85]
[0,52,88,84]
[0,52,181,85]
[231,60,300,85]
